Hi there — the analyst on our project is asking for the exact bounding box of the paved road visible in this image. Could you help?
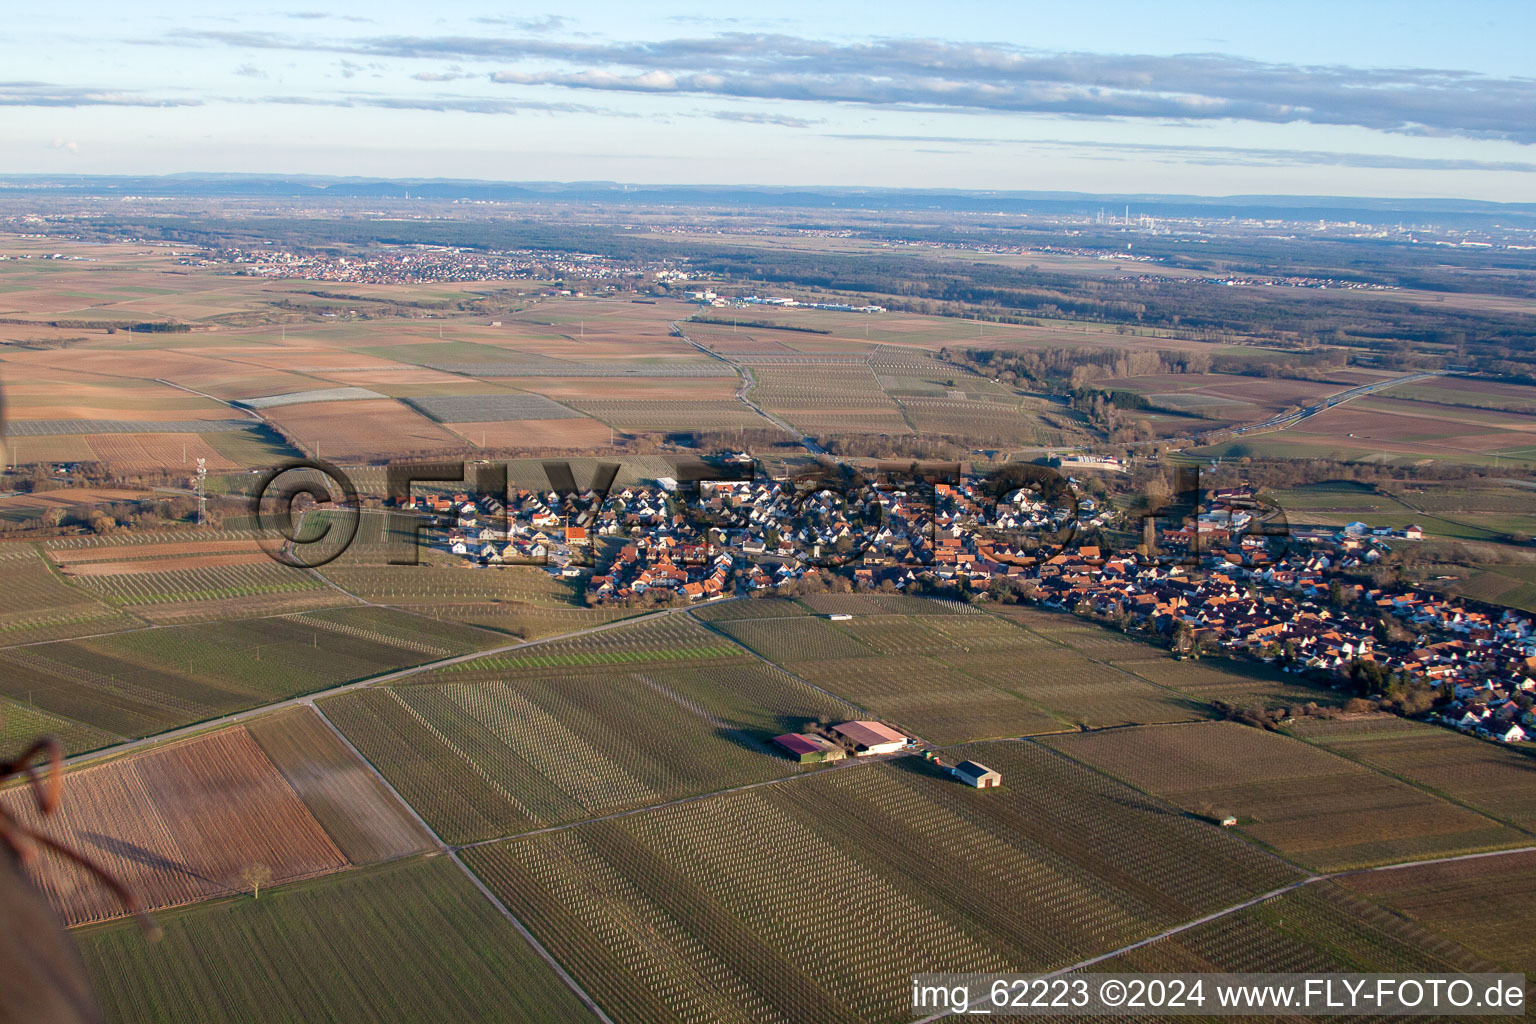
[673,321,827,454]
[912,839,1536,1023]
[1229,369,1445,437]
[304,701,619,1024]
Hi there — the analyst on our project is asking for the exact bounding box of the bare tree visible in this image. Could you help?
[240,863,272,901]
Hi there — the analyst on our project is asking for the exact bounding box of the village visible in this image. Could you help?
[403,457,1536,749]
[196,244,692,287]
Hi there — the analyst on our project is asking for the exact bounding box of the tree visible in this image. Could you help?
[241,863,272,900]
[1171,621,1195,658]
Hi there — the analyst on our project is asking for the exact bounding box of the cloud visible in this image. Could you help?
[471,15,568,32]
[49,138,78,154]
[234,63,267,79]
[712,110,822,128]
[412,67,470,82]
[256,93,613,116]
[491,69,679,91]
[0,83,201,108]
[824,133,1536,173]
[283,11,372,23]
[335,58,379,80]
[161,30,1536,143]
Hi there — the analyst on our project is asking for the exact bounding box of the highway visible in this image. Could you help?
[1228,369,1445,437]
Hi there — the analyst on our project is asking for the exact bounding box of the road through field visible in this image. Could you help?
[674,321,827,453]
[55,606,685,771]
[1229,369,1446,438]
[913,839,1536,1023]
[303,699,619,1024]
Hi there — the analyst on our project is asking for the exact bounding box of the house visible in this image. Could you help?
[771,733,846,763]
[1500,723,1527,744]
[831,720,908,755]
[951,760,1001,788]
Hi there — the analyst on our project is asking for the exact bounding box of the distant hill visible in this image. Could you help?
[4,174,1535,226]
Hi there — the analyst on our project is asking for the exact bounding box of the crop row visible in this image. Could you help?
[71,562,325,605]
[463,742,1298,1024]
[77,857,594,1024]
[323,659,839,844]
[2,728,345,927]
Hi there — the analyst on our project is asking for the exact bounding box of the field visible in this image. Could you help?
[1260,477,1536,542]
[444,416,614,449]
[316,564,631,638]
[1431,562,1536,613]
[713,606,1206,743]
[259,398,466,459]
[74,856,595,1024]
[403,391,584,422]
[1116,654,1341,708]
[1197,390,1536,468]
[245,706,435,865]
[55,557,341,625]
[0,696,119,757]
[989,604,1339,708]
[1341,850,1536,974]
[748,363,912,435]
[0,545,137,644]
[463,741,1297,1024]
[1090,880,1495,976]
[0,608,499,739]
[1110,371,1343,428]
[321,645,856,843]
[1288,715,1536,831]
[1375,374,1536,415]
[1,728,346,926]
[569,396,772,432]
[691,596,817,621]
[1044,721,1528,871]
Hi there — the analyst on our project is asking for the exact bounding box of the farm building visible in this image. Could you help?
[771,733,846,764]
[952,760,1001,788]
[832,721,907,755]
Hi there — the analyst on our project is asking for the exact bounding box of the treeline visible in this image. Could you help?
[954,345,1211,387]
[0,317,189,332]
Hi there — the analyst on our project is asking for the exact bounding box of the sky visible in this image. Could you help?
[5,1,1536,200]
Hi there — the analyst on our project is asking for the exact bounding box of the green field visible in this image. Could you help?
[1045,722,1528,871]
[67,561,329,607]
[0,694,118,756]
[0,545,136,644]
[1434,562,1536,613]
[0,608,501,740]
[316,563,630,639]
[75,857,595,1024]
[463,741,1297,1024]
